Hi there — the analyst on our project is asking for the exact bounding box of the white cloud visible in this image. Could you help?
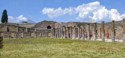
[8,15,29,23]
[42,1,125,22]
[42,7,75,18]
[17,15,29,22]
[109,9,122,21]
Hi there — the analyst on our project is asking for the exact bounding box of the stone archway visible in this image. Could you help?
[47,26,51,29]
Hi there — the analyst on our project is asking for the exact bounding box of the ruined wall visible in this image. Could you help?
[0,20,125,42]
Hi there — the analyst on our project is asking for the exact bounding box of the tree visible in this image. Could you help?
[1,9,8,23]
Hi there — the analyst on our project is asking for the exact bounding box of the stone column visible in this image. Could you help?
[80,26,82,39]
[88,24,91,40]
[62,27,64,38]
[57,28,60,38]
[102,21,105,41]
[53,28,55,38]
[60,27,63,38]
[60,28,62,38]
[58,28,60,38]
[26,28,28,32]
[70,27,72,39]
[16,24,19,38]
[57,28,59,38]
[82,25,85,40]
[112,20,115,42]
[0,36,3,49]
[40,31,42,37]
[72,26,75,39]
[78,26,80,39]
[69,27,71,39]
[94,23,97,40]
[123,19,125,42]
[68,27,71,39]
[17,24,19,32]
[59,28,61,38]
[75,27,78,39]
[70,27,73,39]
[64,27,67,38]
[99,27,101,39]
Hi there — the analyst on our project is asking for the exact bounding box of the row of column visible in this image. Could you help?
[51,20,125,42]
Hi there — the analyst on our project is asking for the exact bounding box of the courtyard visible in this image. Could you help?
[0,38,125,58]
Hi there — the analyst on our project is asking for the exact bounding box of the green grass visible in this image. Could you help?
[0,38,125,58]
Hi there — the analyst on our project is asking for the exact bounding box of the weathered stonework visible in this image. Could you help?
[0,20,125,42]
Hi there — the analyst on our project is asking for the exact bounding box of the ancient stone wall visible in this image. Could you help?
[0,20,125,42]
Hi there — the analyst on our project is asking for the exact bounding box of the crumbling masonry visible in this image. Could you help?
[0,20,125,42]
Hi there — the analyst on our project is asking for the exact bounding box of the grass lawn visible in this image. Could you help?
[0,38,125,58]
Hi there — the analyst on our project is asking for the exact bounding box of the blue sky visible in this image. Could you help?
[0,0,125,23]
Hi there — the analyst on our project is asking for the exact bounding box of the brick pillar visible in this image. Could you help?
[102,21,105,41]
[112,20,115,42]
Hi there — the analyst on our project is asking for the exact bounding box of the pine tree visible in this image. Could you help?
[1,9,8,23]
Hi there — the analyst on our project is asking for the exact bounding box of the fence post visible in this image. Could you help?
[112,20,115,42]
[102,21,105,41]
